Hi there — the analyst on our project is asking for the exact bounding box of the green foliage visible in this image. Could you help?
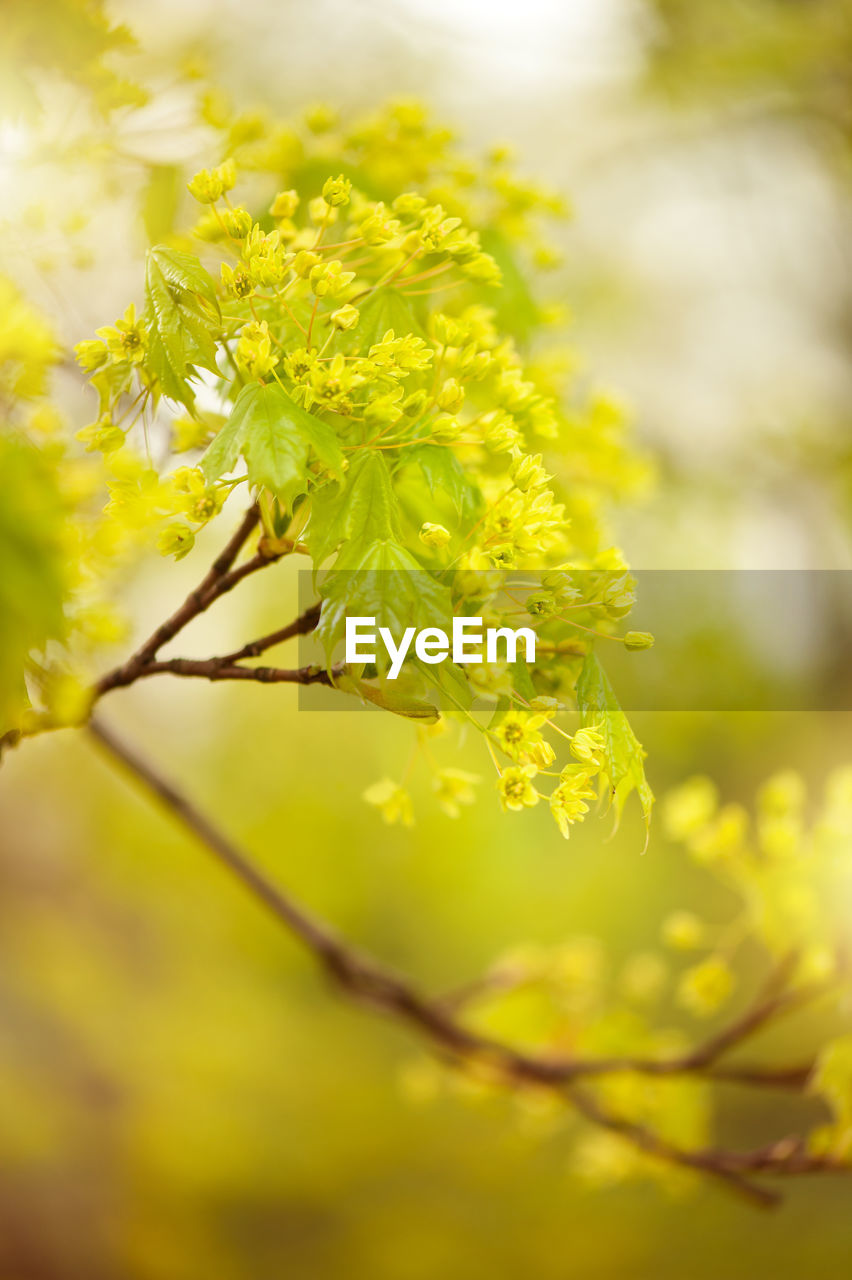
[576,651,654,834]
[308,452,400,566]
[203,380,343,509]
[316,539,453,660]
[144,246,220,406]
[0,435,67,730]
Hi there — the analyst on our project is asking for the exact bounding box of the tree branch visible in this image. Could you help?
[135,657,340,686]
[85,714,851,1209]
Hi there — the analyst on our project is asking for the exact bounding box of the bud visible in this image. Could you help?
[309,196,337,225]
[419,522,451,550]
[292,249,321,278]
[624,630,654,651]
[430,313,465,347]
[221,262,253,298]
[187,168,224,204]
[511,452,551,492]
[157,524,195,560]
[331,304,360,331]
[74,339,108,372]
[525,591,558,618]
[431,414,461,441]
[222,206,252,238]
[322,174,352,207]
[393,192,427,217]
[270,189,300,219]
[662,911,704,951]
[436,378,465,413]
[215,159,237,192]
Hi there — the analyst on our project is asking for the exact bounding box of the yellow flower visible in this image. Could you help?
[677,957,734,1017]
[662,911,704,951]
[96,304,146,366]
[363,778,414,826]
[569,724,606,770]
[235,320,276,379]
[493,710,554,767]
[418,522,450,550]
[549,768,596,838]
[498,764,540,813]
[330,304,360,331]
[322,174,352,207]
[270,189,300,219]
[432,768,479,817]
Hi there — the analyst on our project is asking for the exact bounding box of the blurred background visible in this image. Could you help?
[2,1,852,1276]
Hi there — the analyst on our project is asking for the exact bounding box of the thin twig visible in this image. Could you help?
[83,716,851,1209]
[95,504,266,695]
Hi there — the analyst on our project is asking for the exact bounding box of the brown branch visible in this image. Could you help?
[95,504,271,696]
[135,658,340,686]
[566,1085,781,1209]
[217,602,322,664]
[84,715,851,1209]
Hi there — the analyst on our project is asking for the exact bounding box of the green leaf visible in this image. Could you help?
[316,538,452,661]
[353,289,427,348]
[308,451,399,565]
[0,435,67,731]
[203,381,343,508]
[144,245,220,405]
[576,651,654,839]
[478,229,539,346]
[336,670,440,722]
[405,444,482,519]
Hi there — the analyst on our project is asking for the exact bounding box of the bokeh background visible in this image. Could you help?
[2,1,852,1276]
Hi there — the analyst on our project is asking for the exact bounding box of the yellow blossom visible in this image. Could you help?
[498,764,540,813]
[363,778,414,826]
[433,769,479,818]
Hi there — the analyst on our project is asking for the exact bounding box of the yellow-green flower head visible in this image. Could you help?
[511,452,551,493]
[304,102,338,133]
[363,777,414,826]
[76,418,125,454]
[96,304,147,367]
[309,196,337,226]
[430,313,466,347]
[549,768,596,838]
[330,304,360,331]
[359,203,402,246]
[677,956,734,1017]
[498,764,540,813]
[270,189,300,219]
[292,249,322,278]
[433,768,479,818]
[392,192,427,217]
[309,260,355,298]
[75,338,108,372]
[157,523,195,560]
[624,630,654,651]
[620,952,667,1005]
[236,320,277,379]
[322,174,352,207]
[187,159,236,204]
[662,776,719,842]
[222,206,253,239]
[221,262,253,299]
[431,414,461,441]
[418,522,451,550]
[525,590,558,619]
[569,724,606,770]
[494,710,555,768]
[662,911,704,951]
[436,378,465,413]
